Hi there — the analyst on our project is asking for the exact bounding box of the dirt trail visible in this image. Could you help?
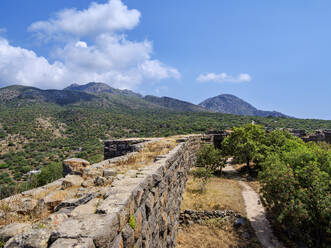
[223,161,284,248]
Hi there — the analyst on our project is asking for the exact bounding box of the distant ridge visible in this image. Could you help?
[199,94,288,117]
[144,95,208,112]
[0,83,289,117]
[64,82,142,98]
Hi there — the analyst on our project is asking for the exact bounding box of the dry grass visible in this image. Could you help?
[177,223,261,248]
[114,138,177,171]
[181,176,246,215]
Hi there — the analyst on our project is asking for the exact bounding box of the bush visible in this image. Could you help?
[29,162,62,187]
[259,141,331,248]
[196,144,225,174]
[191,167,213,193]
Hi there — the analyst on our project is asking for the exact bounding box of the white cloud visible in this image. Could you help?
[0,0,180,90]
[0,38,66,89]
[197,72,251,83]
[28,0,140,39]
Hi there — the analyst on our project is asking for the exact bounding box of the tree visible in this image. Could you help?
[222,124,266,170]
[196,144,225,174]
[259,140,331,248]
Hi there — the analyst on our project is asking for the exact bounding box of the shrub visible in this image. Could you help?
[191,167,213,193]
[259,142,331,247]
[129,215,136,230]
[196,144,225,174]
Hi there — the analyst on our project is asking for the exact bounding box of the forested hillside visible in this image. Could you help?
[1,83,331,199]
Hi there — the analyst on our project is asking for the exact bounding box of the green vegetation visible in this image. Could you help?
[129,215,136,230]
[222,124,266,169]
[259,140,331,248]
[191,167,214,193]
[192,144,226,192]
[196,144,225,174]
[1,101,331,199]
[221,124,331,248]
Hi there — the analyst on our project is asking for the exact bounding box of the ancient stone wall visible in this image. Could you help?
[104,139,146,160]
[0,136,201,248]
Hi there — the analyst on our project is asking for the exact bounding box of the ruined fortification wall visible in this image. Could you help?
[0,136,201,248]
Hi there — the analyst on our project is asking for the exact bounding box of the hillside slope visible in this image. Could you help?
[144,95,208,112]
[199,94,287,117]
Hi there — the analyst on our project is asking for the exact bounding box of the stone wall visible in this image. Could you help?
[0,135,201,248]
[104,139,146,160]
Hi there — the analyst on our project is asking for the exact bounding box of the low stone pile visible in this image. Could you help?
[179,209,245,227]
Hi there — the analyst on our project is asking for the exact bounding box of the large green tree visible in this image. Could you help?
[222,124,266,169]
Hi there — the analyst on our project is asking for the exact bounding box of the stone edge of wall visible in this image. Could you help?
[2,135,201,248]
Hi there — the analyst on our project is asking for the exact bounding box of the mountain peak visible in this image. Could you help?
[64,82,142,98]
[199,94,288,117]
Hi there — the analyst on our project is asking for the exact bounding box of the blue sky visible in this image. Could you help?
[0,0,330,119]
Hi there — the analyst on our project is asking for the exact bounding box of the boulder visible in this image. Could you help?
[61,175,84,189]
[63,158,90,177]
[4,228,51,248]
[43,191,68,211]
[50,238,95,248]
[43,213,68,229]
[0,223,31,242]
[7,198,39,214]
[70,198,101,217]
[51,213,119,247]
[103,168,117,177]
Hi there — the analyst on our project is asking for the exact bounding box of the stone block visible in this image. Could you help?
[63,158,90,177]
[51,213,119,248]
[50,238,95,248]
[0,223,31,242]
[61,175,84,189]
[103,168,117,177]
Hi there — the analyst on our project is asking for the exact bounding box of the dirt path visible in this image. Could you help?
[224,161,284,248]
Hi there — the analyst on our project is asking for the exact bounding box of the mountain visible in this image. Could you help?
[199,94,288,117]
[0,83,209,113]
[0,83,287,117]
[0,85,98,105]
[144,95,208,112]
[64,82,141,98]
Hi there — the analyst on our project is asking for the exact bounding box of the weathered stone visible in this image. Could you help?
[0,223,31,242]
[83,167,103,178]
[54,193,94,212]
[6,197,39,215]
[134,208,143,240]
[51,213,119,247]
[71,198,101,217]
[104,139,145,160]
[61,175,84,189]
[234,217,247,228]
[5,228,51,248]
[50,238,95,248]
[42,213,68,229]
[43,191,68,210]
[103,168,117,177]
[122,224,134,248]
[63,158,90,177]
[94,176,106,186]
[0,135,202,248]
[110,234,123,248]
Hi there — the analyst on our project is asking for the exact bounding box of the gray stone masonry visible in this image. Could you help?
[0,135,201,248]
